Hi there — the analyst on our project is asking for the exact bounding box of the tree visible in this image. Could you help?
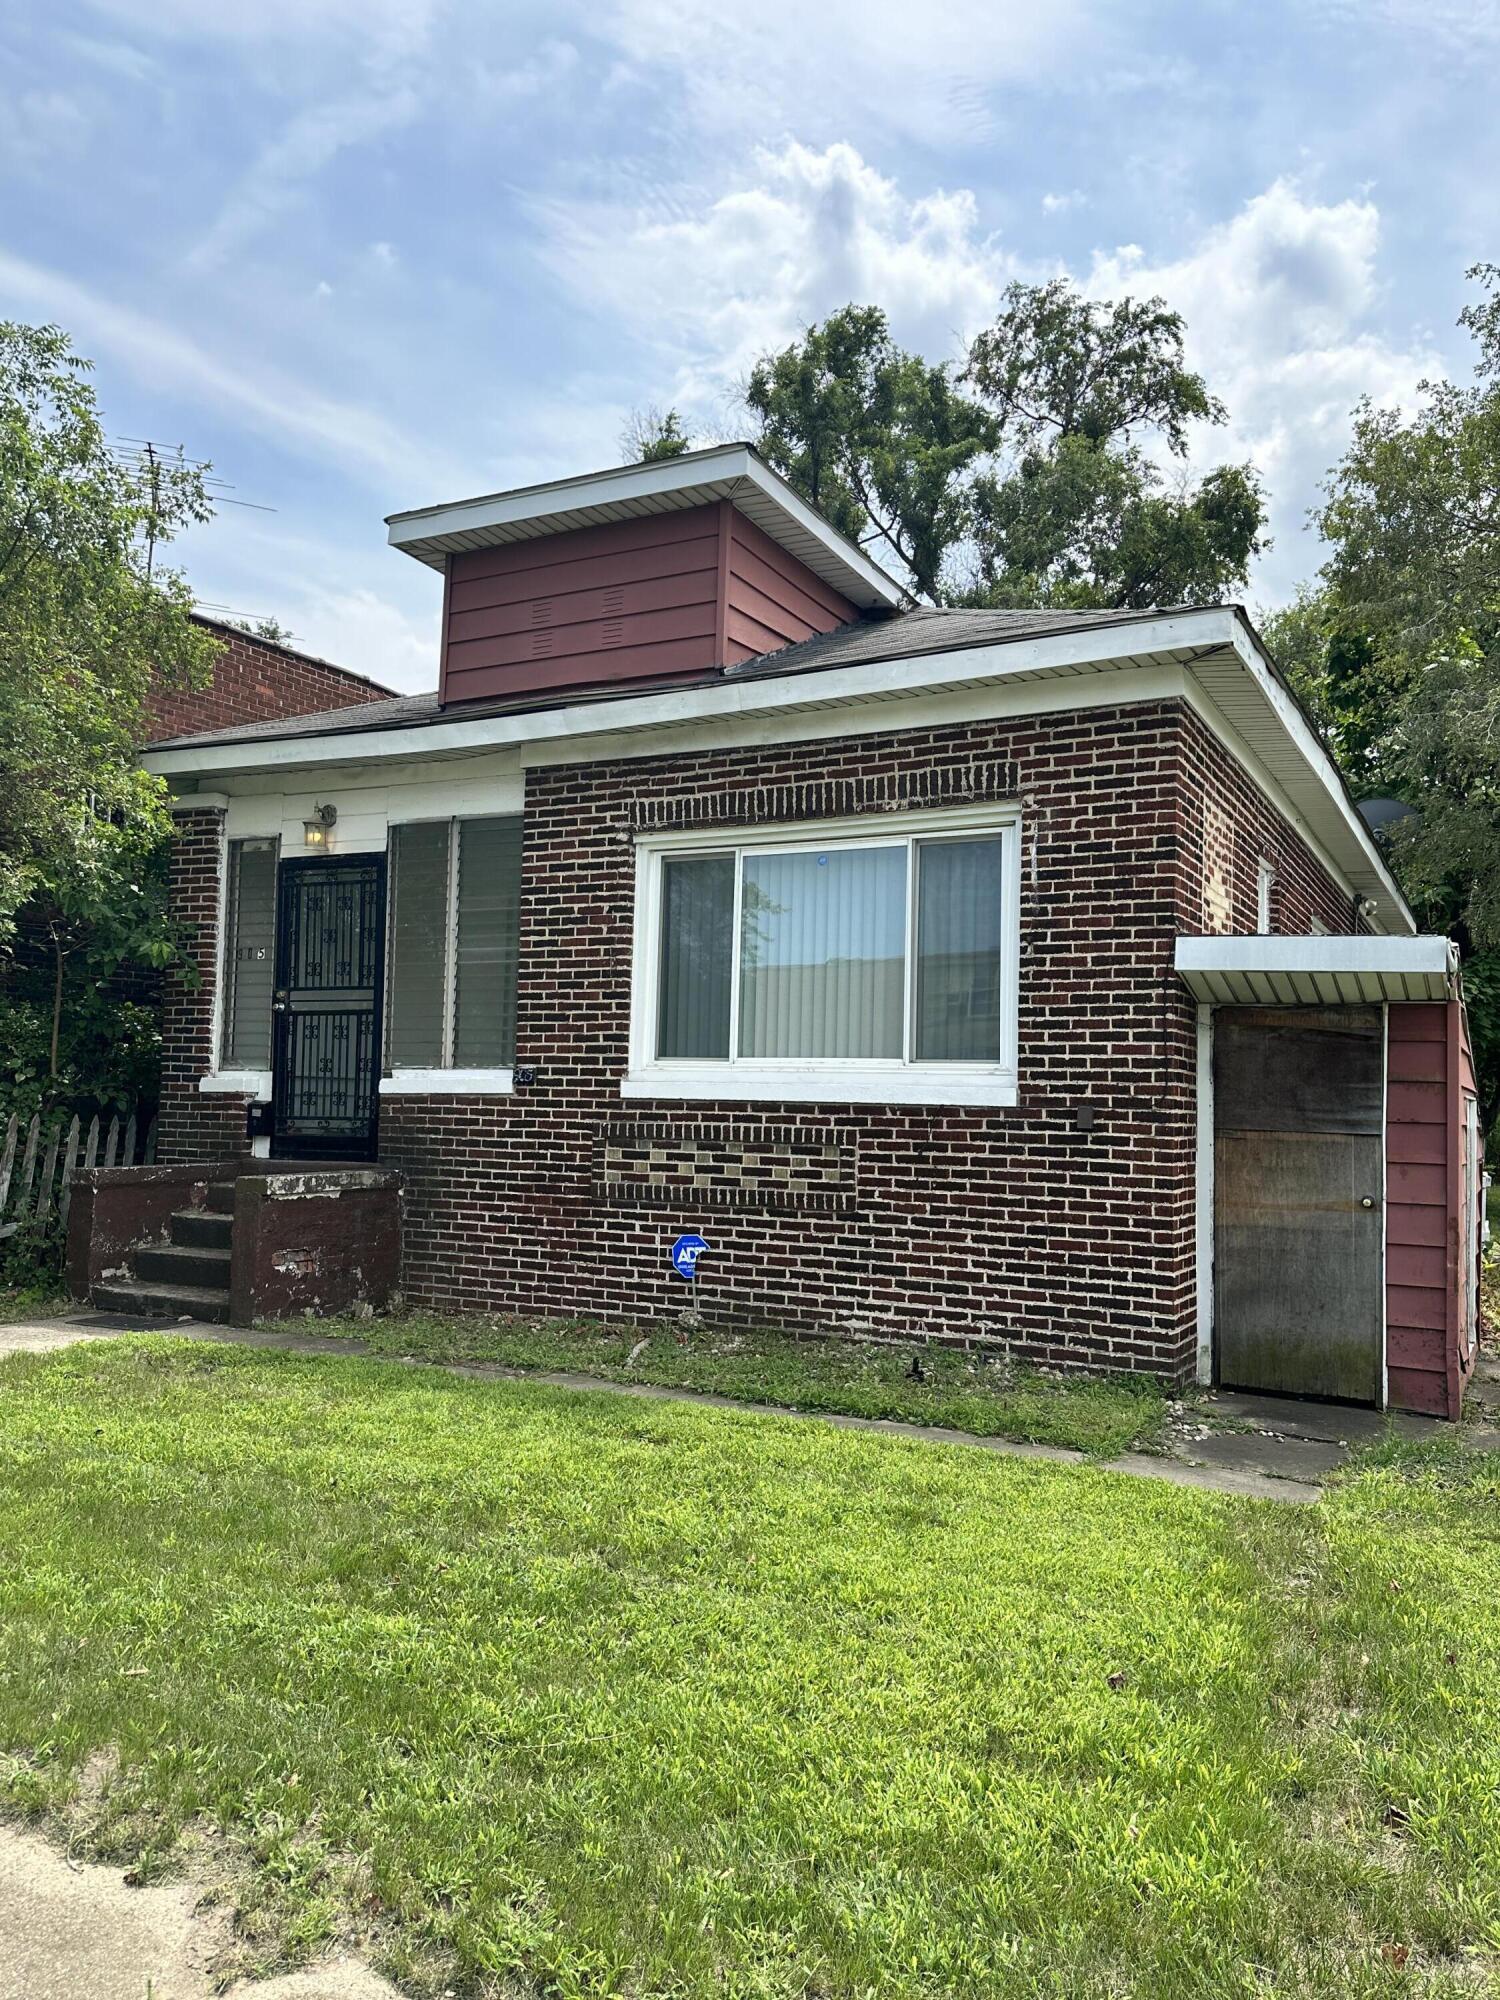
[1295,265,1500,1128]
[738,283,1264,608]
[621,406,693,463]
[0,321,216,1100]
[229,614,297,646]
[745,305,996,602]
[1257,589,1395,791]
[960,281,1265,609]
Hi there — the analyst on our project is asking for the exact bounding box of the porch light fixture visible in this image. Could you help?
[303,803,338,847]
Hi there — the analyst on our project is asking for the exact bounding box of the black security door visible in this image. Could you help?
[271,856,386,1160]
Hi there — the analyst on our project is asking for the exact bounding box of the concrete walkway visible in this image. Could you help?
[0,1820,396,2000]
[7,1308,1468,1502]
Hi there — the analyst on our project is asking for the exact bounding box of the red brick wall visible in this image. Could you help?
[158,695,1355,1382]
[148,618,393,741]
[1180,716,1353,939]
[159,806,254,1164]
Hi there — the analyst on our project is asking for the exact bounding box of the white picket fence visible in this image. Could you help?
[0,1107,157,1241]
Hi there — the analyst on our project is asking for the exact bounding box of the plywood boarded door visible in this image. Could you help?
[1214,1006,1383,1403]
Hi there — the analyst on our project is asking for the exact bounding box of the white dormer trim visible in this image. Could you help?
[384,442,907,612]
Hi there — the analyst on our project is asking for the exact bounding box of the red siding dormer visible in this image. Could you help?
[439,499,857,707]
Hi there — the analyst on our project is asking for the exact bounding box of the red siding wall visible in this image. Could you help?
[440,504,856,707]
[1385,1000,1474,1419]
[723,510,860,665]
[149,617,393,741]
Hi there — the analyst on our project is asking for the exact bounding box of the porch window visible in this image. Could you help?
[627,808,1020,1106]
[385,816,522,1075]
[220,837,278,1067]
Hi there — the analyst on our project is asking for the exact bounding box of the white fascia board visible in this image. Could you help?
[1176,935,1453,980]
[143,610,1223,782]
[1226,618,1414,933]
[385,443,906,611]
[734,454,907,608]
[385,444,754,543]
[144,604,1412,938]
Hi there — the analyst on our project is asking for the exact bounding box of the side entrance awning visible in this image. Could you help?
[1175,934,1457,1006]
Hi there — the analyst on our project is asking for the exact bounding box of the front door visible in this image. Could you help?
[271,855,385,1160]
[1214,1005,1384,1403]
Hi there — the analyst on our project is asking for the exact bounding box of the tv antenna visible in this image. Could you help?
[111,435,277,580]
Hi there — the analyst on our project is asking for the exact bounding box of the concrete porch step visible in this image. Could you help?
[206,1181,238,1215]
[170,1208,232,1250]
[92,1279,230,1324]
[134,1242,231,1291]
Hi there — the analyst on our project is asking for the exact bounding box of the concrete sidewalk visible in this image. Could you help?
[7,1307,1468,1502]
[0,1820,395,2000]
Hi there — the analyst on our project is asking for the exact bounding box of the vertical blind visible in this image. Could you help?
[658,855,734,1058]
[740,847,906,1059]
[654,831,1007,1065]
[915,836,1005,1061]
[386,816,522,1068]
[221,838,277,1067]
[386,820,452,1066]
[454,817,523,1066]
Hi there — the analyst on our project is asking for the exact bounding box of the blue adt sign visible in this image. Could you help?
[670,1234,709,1280]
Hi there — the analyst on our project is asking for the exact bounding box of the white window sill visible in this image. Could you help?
[378,1067,515,1097]
[199,1070,271,1099]
[621,1064,1018,1108]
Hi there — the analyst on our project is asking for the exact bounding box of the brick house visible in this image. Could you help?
[150,614,395,738]
[113,445,1483,1415]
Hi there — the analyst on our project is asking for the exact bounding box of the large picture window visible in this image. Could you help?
[628,809,1020,1106]
[384,815,522,1083]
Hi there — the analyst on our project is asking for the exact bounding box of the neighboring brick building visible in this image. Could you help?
[135,445,1483,1413]
[148,615,394,740]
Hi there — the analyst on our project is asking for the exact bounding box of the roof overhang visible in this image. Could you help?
[144,607,1417,936]
[384,442,906,612]
[1176,934,1456,1006]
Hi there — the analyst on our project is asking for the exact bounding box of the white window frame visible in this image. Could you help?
[624,804,1022,1107]
[201,831,279,1103]
[378,815,515,1098]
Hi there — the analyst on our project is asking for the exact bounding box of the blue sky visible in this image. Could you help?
[3,0,1495,690]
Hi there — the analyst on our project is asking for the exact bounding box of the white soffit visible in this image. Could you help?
[1176,934,1456,1006]
[144,607,1415,935]
[384,442,906,611]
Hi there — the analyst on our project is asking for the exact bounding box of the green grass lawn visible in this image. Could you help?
[1,1345,1499,1998]
[289,1309,1170,1458]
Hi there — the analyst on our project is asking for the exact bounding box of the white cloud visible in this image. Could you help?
[1310,0,1500,45]
[186,87,420,271]
[1084,179,1441,596]
[591,0,1100,146]
[540,152,1441,604]
[1,89,90,168]
[177,513,442,691]
[0,247,458,492]
[81,0,440,63]
[535,140,1014,413]
[1041,190,1088,215]
[276,583,439,691]
[473,38,580,100]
